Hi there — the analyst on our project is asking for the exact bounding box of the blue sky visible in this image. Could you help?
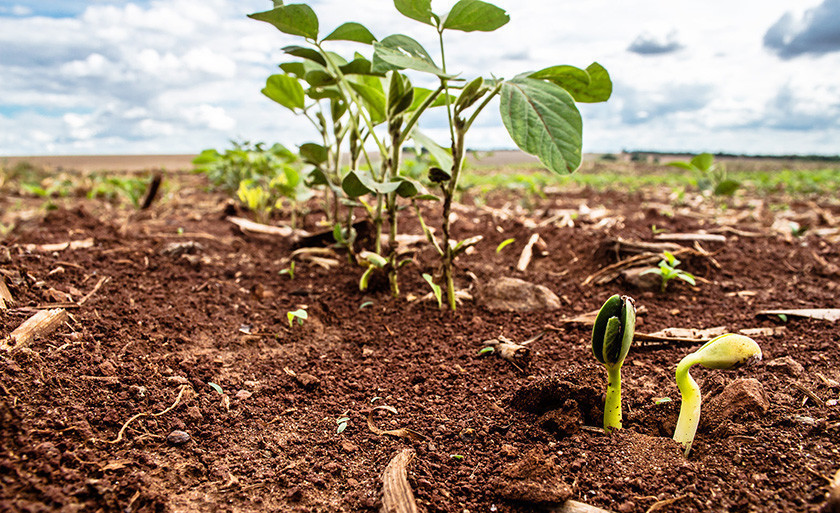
[1,0,839,156]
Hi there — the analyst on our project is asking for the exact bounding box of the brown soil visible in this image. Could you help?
[1,169,839,513]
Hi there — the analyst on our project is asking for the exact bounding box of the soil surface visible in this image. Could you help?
[1,167,839,513]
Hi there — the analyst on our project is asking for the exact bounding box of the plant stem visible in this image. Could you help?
[604,365,623,431]
[387,128,402,297]
[674,354,701,456]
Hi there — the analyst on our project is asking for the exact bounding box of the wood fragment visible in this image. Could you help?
[551,500,614,513]
[0,276,12,309]
[758,309,840,322]
[227,216,309,237]
[140,172,162,210]
[367,406,425,441]
[4,308,68,351]
[825,468,840,513]
[23,239,95,252]
[645,495,687,513]
[790,381,825,407]
[79,276,110,306]
[516,233,541,272]
[480,336,530,371]
[655,233,726,243]
[380,449,418,513]
[739,326,786,337]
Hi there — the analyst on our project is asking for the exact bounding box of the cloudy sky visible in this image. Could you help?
[1,0,839,156]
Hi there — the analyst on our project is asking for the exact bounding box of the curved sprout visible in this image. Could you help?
[673,334,762,456]
[591,294,636,431]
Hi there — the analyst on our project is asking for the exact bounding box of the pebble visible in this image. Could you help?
[341,441,358,453]
[235,390,253,401]
[766,356,805,377]
[167,430,190,445]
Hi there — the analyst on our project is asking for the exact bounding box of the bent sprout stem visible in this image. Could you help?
[591,294,636,432]
[673,334,762,456]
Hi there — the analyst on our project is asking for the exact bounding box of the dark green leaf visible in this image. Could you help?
[394,0,435,26]
[591,294,622,365]
[342,170,373,197]
[340,57,379,76]
[323,22,377,44]
[667,161,697,171]
[262,74,305,111]
[411,130,453,172]
[602,316,622,365]
[408,87,454,112]
[299,143,328,165]
[455,76,485,112]
[372,35,450,78]
[304,69,335,87]
[393,177,422,198]
[414,194,440,201]
[249,4,319,40]
[500,78,583,174]
[282,45,326,66]
[428,167,451,183]
[443,0,509,32]
[306,167,330,186]
[307,86,342,100]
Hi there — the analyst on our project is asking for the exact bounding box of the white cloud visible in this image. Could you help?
[0,0,838,156]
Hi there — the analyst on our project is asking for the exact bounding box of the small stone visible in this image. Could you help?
[492,448,571,506]
[478,277,561,312]
[706,378,770,424]
[345,478,359,488]
[766,356,805,377]
[0,246,11,264]
[235,390,253,401]
[167,376,191,385]
[167,430,190,446]
[500,444,518,458]
[341,441,358,453]
[294,372,320,391]
[98,361,116,376]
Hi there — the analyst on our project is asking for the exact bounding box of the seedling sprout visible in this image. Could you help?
[591,294,636,432]
[673,333,762,456]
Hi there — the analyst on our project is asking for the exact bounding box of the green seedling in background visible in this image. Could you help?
[422,273,443,308]
[287,308,308,327]
[641,251,696,292]
[279,261,296,280]
[496,238,515,253]
[673,334,761,456]
[591,294,636,432]
[668,153,739,197]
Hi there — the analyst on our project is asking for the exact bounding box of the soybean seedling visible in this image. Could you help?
[640,251,696,292]
[287,308,308,327]
[591,294,636,432]
[673,334,762,456]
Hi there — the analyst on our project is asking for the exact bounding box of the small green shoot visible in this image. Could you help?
[359,251,387,291]
[359,301,374,310]
[591,294,636,432]
[336,412,350,434]
[208,382,224,395]
[422,273,443,309]
[496,238,515,253]
[640,251,696,292]
[673,334,762,456]
[279,261,296,280]
[287,308,308,327]
[477,346,495,356]
[668,153,739,197]
[450,454,464,461]
[650,225,667,234]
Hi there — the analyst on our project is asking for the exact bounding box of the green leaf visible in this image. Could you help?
[279,61,306,78]
[262,74,305,111]
[530,62,612,103]
[500,78,583,174]
[591,294,622,365]
[667,161,697,171]
[677,272,696,286]
[342,170,402,197]
[347,81,386,124]
[323,22,376,44]
[411,130,453,173]
[307,86,342,100]
[714,179,740,196]
[393,177,422,198]
[408,87,454,112]
[394,0,435,26]
[282,45,326,66]
[299,143,328,165]
[304,69,335,87]
[340,57,378,76]
[496,238,515,253]
[208,382,224,395]
[455,76,485,112]
[192,148,220,165]
[249,4,319,40]
[690,153,714,172]
[372,35,450,78]
[443,0,509,32]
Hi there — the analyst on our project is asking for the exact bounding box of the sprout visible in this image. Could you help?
[673,333,762,456]
[591,294,636,432]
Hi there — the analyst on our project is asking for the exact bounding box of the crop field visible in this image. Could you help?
[1,152,840,513]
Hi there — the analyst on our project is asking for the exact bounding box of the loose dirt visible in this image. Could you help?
[1,168,839,512]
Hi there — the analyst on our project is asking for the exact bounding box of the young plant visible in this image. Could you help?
[673,334,762,456]
[287,308,308,327]
[640,251,696,292]
[422,273,443,308]
[279,261,296,280]
[668,153,739,197]
[591,294,636,432]
[375,0,612,309]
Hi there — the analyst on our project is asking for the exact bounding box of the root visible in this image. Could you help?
[96,384,192,444]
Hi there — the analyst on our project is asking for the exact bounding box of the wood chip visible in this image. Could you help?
[739,327,786,337]
[553,500,615,513]
[23,239,95,252]
[516,233,541,272]
[758,309,840,322]
[655,233,726,243]
[380,449,418,513]
[227,216,309,237]
[367,406,424,441]
[3,308,68,351]
[0,276,12,309]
